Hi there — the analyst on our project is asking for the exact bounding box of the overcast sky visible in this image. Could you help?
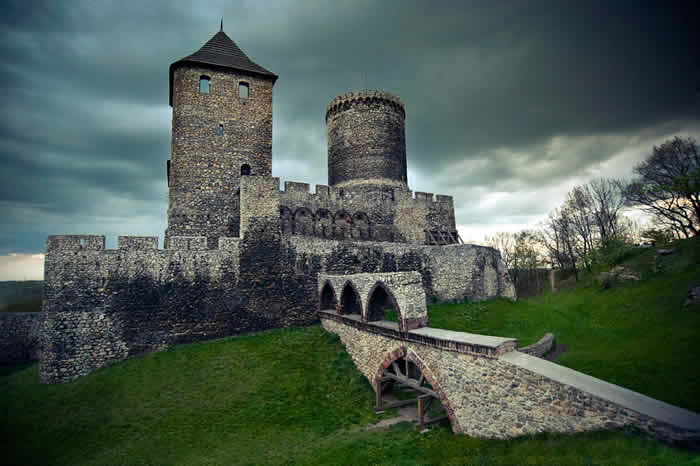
[1,0,698,280]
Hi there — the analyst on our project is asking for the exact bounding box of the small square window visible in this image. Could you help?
[200,76,210,94]
[239,82,249,99]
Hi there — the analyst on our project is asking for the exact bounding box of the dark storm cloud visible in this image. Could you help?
[0,0,698,256]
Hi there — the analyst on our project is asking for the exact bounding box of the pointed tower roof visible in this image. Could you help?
[169,29,277,106]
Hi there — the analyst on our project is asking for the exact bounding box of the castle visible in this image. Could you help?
[39,27,515,383]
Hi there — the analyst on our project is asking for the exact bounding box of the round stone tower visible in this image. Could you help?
[166,26,277,248]
[326,90,407,189]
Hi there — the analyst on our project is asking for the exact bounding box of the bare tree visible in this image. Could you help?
[588,178,627,240]
[625,136,700,238]
[485,232,515,270]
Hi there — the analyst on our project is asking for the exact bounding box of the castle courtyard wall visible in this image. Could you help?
[39,229,513,383]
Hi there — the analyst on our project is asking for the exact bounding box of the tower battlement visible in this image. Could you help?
[325,89,405,121]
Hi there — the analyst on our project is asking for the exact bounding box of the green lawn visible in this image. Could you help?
[2,327,698,465]
[428,237,700,413]
[1,237,699,464]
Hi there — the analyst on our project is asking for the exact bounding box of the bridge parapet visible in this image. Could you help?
[319,310,516,357]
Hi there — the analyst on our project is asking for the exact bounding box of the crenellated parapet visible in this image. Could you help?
[325,89,405,121]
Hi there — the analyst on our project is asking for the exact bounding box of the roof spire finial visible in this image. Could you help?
[220,18,223,32]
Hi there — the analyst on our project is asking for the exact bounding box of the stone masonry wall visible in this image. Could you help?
[326,90,407,188]
[319,272,428,330]
[321,318,700,448]
[519,333,555,357]
[279,181,457,245]
[167,65,275,248]
[0,312,42,365]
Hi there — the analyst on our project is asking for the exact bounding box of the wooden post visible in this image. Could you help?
[375,378,383,412]
[417,395,425,430]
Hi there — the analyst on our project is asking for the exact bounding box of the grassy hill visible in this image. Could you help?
[1,238,699,464]
[0,280,42,312]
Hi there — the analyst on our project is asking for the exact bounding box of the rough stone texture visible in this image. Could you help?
[0,312,42,364]
[318,272,428,331]
[167,64,274,249]
[326,90,407,189]
[321,316,700,448]
[36,32,516,384]
[519,333,554,357]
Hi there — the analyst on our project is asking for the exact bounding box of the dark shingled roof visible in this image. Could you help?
[169,30,277,106]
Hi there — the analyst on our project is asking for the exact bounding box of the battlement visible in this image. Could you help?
[278,179,453,208]
[326,89,405,121]
[46,235,105,252]
[117,236,158,250]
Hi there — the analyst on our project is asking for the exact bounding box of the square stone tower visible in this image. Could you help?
[166,26,277,248]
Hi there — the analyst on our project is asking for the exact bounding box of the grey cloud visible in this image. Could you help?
[0,0,698,256]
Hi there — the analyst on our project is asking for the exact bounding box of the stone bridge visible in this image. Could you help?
[318,272,700,448]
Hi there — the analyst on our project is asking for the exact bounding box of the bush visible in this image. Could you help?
[587,237,637,269]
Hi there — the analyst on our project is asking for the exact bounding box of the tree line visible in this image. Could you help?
[486,136,699,292]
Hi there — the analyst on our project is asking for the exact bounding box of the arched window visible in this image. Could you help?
[239,82,249,99]
[199,76,210,94]
[241,164,251,176]
[218,124,223,136]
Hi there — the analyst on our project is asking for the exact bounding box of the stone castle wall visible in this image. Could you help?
[39,179,513,383]
[279,180,456,244]
[167,65,274,248]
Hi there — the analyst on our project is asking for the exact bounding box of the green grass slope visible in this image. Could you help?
[2,327,699,465]
[429,236,700,413]
[1,238,699,464]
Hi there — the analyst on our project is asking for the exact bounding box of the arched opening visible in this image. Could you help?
[315,209,332,238]
[352,212,370,240]
[238,81,249,99]
[293,208,314,236]
[333,210,352,240]
[280,206,293,235]
[366,282,400,322]
[199,76,210,94]
[339,282,361,315]
[241,164,251,176]
[319,282,337,311]
[375,353,453,431]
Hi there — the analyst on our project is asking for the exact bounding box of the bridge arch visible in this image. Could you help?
[319,280,337,311]
[365,281,401,324]
[375,346,462,434]
[339,280,362,316]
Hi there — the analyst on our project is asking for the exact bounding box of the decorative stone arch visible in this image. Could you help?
[333,210,352,240]
[293,207,314,235]
[352,211,370,240]
[318,280,338,312]
[280,206,293,235]
[375,346,462,434]
[339,280,362,316]
[315,208,332,238]
[365,280,401,326]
